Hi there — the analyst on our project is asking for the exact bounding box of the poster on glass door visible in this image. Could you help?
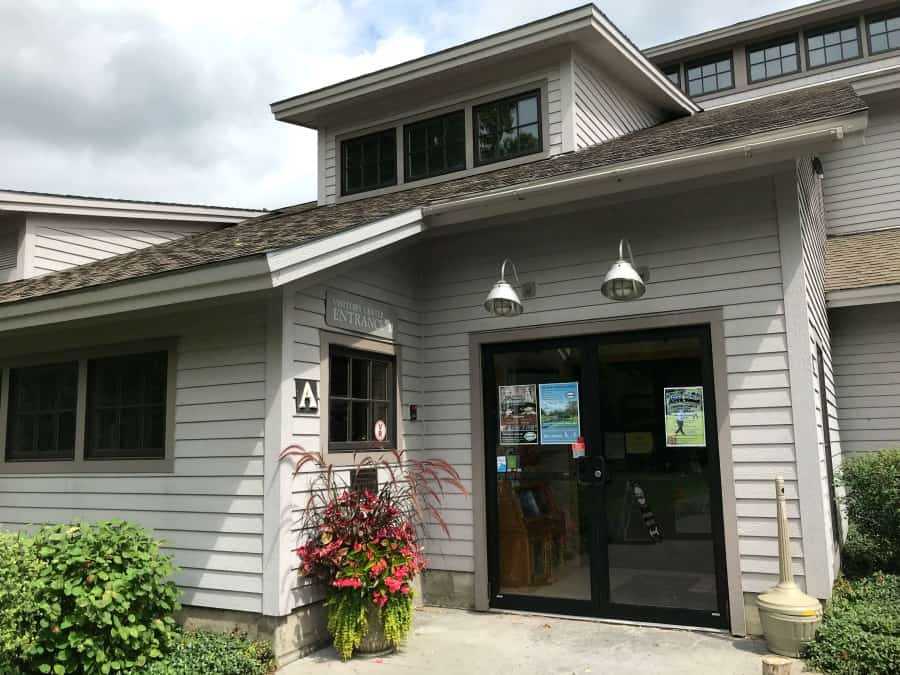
[498,384,538,445]
[538,382,581,444]
[664,386,706,447]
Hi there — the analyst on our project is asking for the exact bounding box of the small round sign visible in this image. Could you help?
[374,419,388,442]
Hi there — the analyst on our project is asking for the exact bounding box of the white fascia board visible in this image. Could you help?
[827,284,900,308]
[423,112,868,223]
[265,209,425,287]
[0,191,264,223]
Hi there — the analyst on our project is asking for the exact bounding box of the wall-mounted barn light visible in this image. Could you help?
[601,238,646,302]
[484,258,536,317]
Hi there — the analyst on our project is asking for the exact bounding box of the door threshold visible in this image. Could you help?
[488,607,731,635]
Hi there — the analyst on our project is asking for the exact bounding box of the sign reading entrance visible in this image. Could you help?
[325,290,396,340]
[664,386,706,447]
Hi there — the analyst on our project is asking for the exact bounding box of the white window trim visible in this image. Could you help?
[0,339,177,474]
[319,330,401,467]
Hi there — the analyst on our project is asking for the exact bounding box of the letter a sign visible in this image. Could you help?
[295,379,319,414]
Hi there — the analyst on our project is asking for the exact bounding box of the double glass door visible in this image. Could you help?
[483,325,729,628]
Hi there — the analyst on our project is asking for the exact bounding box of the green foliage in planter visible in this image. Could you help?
[805,573,900,675]
[325,589,368,660]
[0,531,46,671]
[382,594,412,647]
[837,449,900,575]
[137,630,275,675]
[11,520,180,674]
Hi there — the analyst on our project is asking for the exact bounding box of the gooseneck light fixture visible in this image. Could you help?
[484,258,535,317]
[601,238,646,302]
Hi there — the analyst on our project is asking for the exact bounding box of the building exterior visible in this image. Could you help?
[2,0,900,666]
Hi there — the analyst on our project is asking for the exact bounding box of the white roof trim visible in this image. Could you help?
[0,190,265,223]
[827,283,900,307]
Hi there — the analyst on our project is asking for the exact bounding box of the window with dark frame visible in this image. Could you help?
[85,351,167,460]
[868,12,900,54]
[817,346,842,546]
[748,36,800,82]
[341,129,397,196]
[5,362,78,461]
[328,347,395,451]
[685,54,734,96]
[404,110,466,182]
[474,90,542,166]
[662,64,681,88]
[806,22,860,68]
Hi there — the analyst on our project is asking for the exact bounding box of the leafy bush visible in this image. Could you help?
[806,573,900,675]
[837,449,900,575]
[138,630,275,675]
[0,531,46,671]
[2,520,180,674]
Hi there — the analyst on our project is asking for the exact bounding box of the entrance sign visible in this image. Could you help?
[664,386,706,447]
[538,382,581,444]
[498,384,538,445]
[325,290,396,340]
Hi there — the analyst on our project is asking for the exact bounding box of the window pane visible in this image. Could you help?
[518,124,540,152]
[6,362,78,461]
[351,401,369,441]
[782,40,797,55]
[371,361,389,401]
[408,126,427,153]
[518,96,538,125]
[824,30,840,46]
[701,62,715,76]
[330,355,349,397]
[843,41,859,59]
[499,100,517,130]
[872,33,890,52]
[750,63,766,81]
[768,59,782,77]
[408,151,427,179]
[341,130,396,194]
[687,66,702,81]
[888,16,900,31]
[717,72,733,89]
[808,34,824,49]
[809,48,825,66]
[840,28,856,42]
[688,79,703,96]
[330,399,349,442]
[351,358,370,399]
[783,54,799,73]
[479,134,497,160]
[703,75,717,92]
[825,44,842,62]
[891,32,900,49]
[499,129,517,155]
[871,19,887,35]
[477,107,499,137]
[446,141,465,170]
[749,49,764,65]
[380,158,396,183]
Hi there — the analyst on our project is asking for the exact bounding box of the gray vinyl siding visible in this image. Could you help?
[26,213,219,277]
[798,158,843,573]
[831,303,900,456]
[0,302,267,613]
[285,256,423,609]
[821,93,900,235]
[572,50,662,148]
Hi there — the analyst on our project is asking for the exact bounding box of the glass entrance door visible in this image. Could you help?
[483,325,729,628]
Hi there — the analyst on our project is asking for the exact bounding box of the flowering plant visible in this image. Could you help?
[282,448,466,660]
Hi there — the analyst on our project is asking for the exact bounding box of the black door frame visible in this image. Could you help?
[482,324,730,629]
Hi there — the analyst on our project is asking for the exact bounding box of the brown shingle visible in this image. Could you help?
[826,229,900,292]
[0,83,867,307]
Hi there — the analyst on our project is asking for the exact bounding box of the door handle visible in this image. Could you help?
[594,455,607,484]
[594,469,603,479]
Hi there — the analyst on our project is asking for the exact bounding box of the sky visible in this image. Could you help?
[0,0,817,210]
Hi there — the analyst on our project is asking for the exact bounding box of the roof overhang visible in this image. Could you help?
[828,283,900,307]
[0,190,264,223]
[271,4,698,129]
[0,109,868,334]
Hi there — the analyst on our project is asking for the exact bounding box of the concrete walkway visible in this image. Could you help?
[280,607,808,674]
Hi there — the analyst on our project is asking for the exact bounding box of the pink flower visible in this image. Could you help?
[400,585,411,595]
[384,576,402,593]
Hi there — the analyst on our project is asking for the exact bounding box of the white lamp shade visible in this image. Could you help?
[484,280,523,316]
[601,258,646,301]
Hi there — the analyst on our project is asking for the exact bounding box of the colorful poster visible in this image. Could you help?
[538,382,581,444]
[664,386,706,447]
[498,384,538,445]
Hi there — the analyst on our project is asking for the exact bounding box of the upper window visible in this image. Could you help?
[341,129,397,196]
[5,362,78,462]
[474,91,542,166]
[328,347,395,451]
[86,352,167,459]
[748,36,800,82]
[404,110,466,182]
[868,12,900,54]
[806,23,860,68]
[662,65,681,88]
[685,54,734,96]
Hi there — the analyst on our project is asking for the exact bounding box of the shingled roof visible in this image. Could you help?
[0,83,867,307]
[826,229,900,292]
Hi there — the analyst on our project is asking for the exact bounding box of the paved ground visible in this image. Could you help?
[279,607,808,674]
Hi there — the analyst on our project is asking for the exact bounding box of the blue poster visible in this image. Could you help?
[538,382,581,444]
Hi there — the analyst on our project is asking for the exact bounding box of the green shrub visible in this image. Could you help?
[806,573,900,675]
[138,630,275,675]
[0,531,46,672]
[9,520,181,674]
[837,449,900,575]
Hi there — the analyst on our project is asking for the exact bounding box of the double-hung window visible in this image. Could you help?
[341,129,397,196]
[868,12,900,54]
[328,346,396,452]
[404,110,466,182]
[685,54,734,96]
[474,90,542,166]
[806,23,860,68]
[2,347,172,471]
[747,36,800,82]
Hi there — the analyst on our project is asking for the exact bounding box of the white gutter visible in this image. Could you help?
[827,283,900,308]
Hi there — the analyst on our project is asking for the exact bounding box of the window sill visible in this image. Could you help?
[0,458,174,475]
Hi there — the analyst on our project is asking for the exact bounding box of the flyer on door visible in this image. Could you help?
[498,384,538,445]
[538,382,581,444]
[664,386,706,447]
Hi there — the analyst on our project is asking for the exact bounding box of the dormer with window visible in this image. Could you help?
[270,6,696,205]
